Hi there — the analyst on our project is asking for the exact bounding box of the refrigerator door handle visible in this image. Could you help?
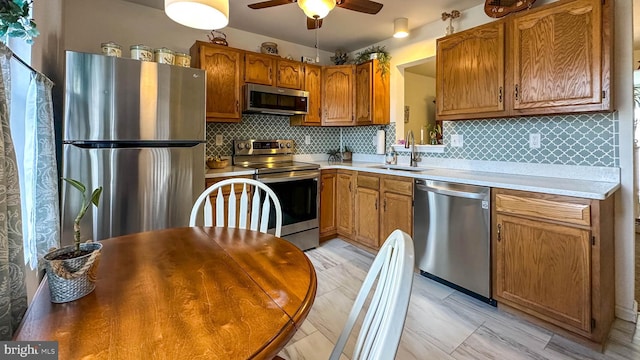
[66,141,204,149]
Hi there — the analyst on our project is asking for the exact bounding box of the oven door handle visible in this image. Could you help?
[256,170,320,183]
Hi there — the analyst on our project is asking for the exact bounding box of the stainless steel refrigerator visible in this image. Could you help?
[61,51,205,246]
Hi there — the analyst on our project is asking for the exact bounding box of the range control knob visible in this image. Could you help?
[244,143,251,149]
[286,142,292,148]
[236,142,245,150]
[279,142,286,148]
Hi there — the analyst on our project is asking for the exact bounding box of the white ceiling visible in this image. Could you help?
[124,0,484,52]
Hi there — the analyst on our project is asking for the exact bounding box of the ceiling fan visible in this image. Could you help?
[248,0,384,29]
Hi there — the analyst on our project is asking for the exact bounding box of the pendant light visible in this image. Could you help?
[297,0,336,19]
[165,0,229,30]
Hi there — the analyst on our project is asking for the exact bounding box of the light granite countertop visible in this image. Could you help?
[204,160,620,200]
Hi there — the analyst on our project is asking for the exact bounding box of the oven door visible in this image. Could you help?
[256,170,319,249]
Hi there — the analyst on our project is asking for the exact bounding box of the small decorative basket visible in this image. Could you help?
[43,242,102,303]
[207,158,229,169]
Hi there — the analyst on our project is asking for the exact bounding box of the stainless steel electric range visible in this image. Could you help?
[233,139,320,251]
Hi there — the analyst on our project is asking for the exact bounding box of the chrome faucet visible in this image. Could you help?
[405,130,420,167]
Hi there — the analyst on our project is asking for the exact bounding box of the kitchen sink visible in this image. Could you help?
[371,164,429,172]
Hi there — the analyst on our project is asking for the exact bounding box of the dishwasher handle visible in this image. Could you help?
[415,180,488,200]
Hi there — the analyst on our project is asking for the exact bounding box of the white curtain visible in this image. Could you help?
[23,71,58,269]
[0,44,27,340]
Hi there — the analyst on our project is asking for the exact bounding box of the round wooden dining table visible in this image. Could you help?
[14,227,317,359]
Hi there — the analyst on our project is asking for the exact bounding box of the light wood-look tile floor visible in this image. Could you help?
[279,238,640,360]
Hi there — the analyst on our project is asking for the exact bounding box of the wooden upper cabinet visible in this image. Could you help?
[355,60,390,125]
[245,52,275,86]
[295,63,322,125]
[322,65,355,126]
[436,0,612,120]
[436,20,506,120]
[511,0,609,114]
[277,59,303,89]
[190,41,243,123]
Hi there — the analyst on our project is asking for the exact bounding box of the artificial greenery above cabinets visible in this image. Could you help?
[355,45,391,75]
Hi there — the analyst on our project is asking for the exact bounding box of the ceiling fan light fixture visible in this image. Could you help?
[393,17,409,38]
[165,0,229,30]
[297,0,336,20]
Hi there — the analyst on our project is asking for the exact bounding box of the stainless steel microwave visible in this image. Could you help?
[243,84,309,116]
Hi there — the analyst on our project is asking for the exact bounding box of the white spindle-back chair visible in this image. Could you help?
[189,178,283,237]
[329,229,414,360]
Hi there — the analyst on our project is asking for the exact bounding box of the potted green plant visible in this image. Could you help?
[0,0,39,44]
[43,178,103,303]
[354,45,391,75]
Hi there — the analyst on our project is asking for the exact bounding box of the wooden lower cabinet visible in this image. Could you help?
[492,188,615,346]
[354,185,379,249]
[205,176,252,226]
[380,175,413,241]
[336,170,354,237]
[319,170,337,239]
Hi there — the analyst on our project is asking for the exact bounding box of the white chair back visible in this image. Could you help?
[189,178,283,237]
[330,229,415,360]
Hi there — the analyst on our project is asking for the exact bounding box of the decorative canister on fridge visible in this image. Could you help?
[130,45,153,61]
[154,47,175,65]
[174,52,191,67]
[101,42,122,57]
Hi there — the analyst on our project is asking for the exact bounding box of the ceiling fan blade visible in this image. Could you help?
[248,0,295,10]
[337,0,383,14]
[307,17,323,30]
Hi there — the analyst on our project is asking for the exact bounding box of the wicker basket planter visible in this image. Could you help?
[43,242,102,303]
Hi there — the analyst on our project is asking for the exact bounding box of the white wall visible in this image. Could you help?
[404,72,435,143]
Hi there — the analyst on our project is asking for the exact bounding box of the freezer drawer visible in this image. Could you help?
[61,144,205,246]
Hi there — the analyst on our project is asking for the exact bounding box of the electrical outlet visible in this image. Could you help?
[451,134,463,147]
[215,134,223,146]
[529,133,541,149]
[304,135,311,145]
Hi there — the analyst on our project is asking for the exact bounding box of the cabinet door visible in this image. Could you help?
[245,52,275,86]
[511,0,606,113]
[303,64,322,124]
[381,192,413,242]
[354,187,379,248]
[494,214,591,333]
[436,21,506,120]
[194,44,243,122]
[319,171,337,236]
[277,59,303,89]
[355,61,373,124]
[322,65,355,126]
[336,171,353,237]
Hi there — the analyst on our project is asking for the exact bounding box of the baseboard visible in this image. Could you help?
[615,301,638,323]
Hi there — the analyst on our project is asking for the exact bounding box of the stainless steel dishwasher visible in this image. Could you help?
[413,179,495,305]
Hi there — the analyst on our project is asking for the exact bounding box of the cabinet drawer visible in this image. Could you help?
[495,193,590,226]
[381,176,412,196]
[357,174,379,190]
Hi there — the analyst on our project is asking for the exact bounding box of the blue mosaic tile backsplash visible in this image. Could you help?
[206,112,618,167]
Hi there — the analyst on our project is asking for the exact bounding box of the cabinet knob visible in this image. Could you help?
[497,223,502,241]
[499,87,503,103]
[514,85,519,101]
